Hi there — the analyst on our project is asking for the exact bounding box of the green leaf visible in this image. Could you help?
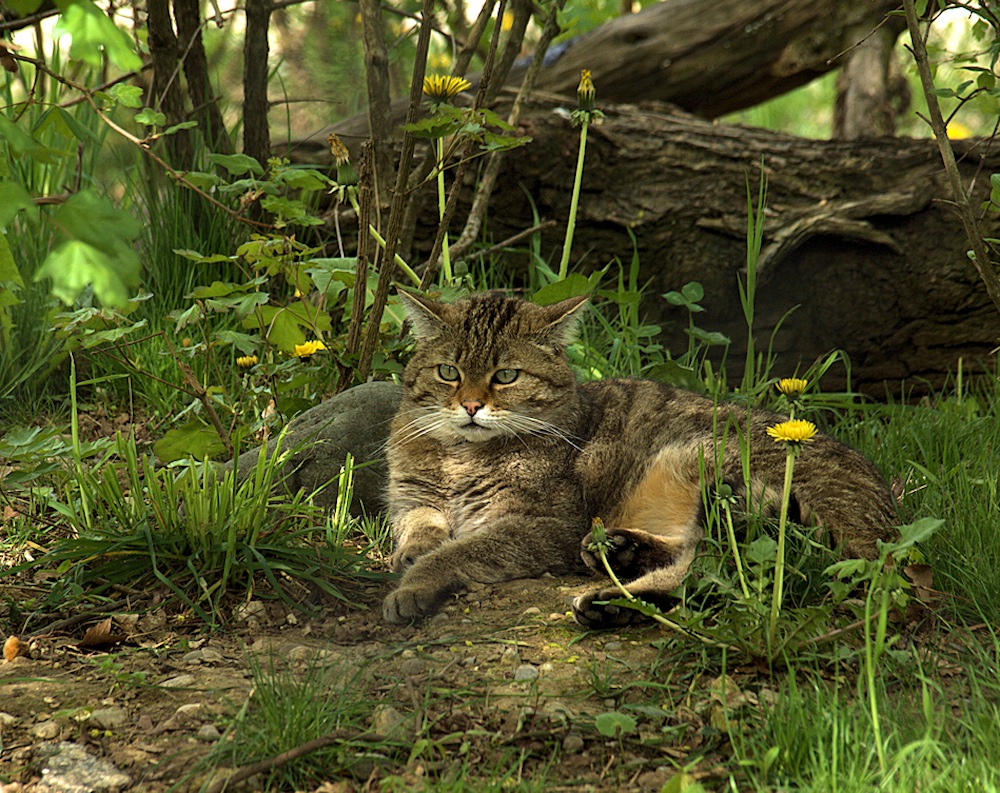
[6,0,45,14]
[173,248,232,264]
[594,711,637,738]
[106,84,144,109]
[53,0,143,72]
[660,772,708,793]
[532,274,594,306]
[207,153,264,177]
[134,108,166,127]
[686,326,730,346]
[0,181,37,227]
[0,233,23,342]
[162,121,199,137]
[177,171,222,191]
[153,420,227,463]
[241,302,332,352]
[34,190,141,308]
[0,115,68,163]
[278,168,334,191]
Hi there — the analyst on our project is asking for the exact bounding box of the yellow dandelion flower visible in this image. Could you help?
[766,419,818,445]
[236,354,259,369]
[422,74,471,103]
[776,378,808,398]
[292,340,327,358]
[947,121,971,140]
[577,69,596,112]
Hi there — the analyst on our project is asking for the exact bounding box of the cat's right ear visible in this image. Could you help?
[397,290,449,338]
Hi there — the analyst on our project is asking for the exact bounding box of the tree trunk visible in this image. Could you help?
[243,0,271,169]
[428,99,1000,396]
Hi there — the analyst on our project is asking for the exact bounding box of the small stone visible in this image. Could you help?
[539,662,555,674]
[513,664,539,682]
[603,641,623,651]
[235,600,265,623]
[370,705,412,740]
[160,674,196,689]
[286,612,298,625]
[88,707,128,730]
[562,734,585,753]
[522,607,542,615]
[173,703,207,726]
[400,658,426,676]
[32,721,60,740]
[197,724,221,742]
[135,715,154,732]
[182,651,204,665]
[288,645,339,663]
[0,711,17,726]
[199,647,225,664]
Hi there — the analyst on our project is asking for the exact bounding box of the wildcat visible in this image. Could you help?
[383,291,898,627]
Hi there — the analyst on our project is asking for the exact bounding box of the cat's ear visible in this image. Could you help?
[397,290,450,338]
[537,295,589,348]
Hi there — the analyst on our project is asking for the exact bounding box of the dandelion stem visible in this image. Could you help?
[348,194,421,286]
[436,137,453,284]
[559,117,588,280]
[768,446,796,652]
[721,501,751,600]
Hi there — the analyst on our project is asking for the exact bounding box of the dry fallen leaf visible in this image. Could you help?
[4,635,26,661]
[905,563,934,602]
[79,617,125,649]
[0,42,18,75]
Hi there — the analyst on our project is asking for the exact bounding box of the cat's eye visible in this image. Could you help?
[492,368,519,385]
[437,364,461,382]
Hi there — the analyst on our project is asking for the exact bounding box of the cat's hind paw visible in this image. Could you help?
[571,587,645,629]
[580,527,676,579]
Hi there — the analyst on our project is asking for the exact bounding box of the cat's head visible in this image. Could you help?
[395,291,587,445]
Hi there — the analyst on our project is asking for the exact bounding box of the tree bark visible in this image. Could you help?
[173,0,231,154]
[243,0,272,169]
[527,0,900,118]
[438,99,1000,396]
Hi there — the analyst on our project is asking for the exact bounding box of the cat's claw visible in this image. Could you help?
[383,584,446,624]
[571,588,643,629]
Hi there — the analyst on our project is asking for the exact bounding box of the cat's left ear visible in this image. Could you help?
[397,290,451,338]
[537,295,589,349]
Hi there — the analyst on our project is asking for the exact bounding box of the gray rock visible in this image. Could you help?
[197,724,222,742]
[160,674,197,689]
[32,721,60,740]
[35,741,131,793]
[220,381,400,516]
[87,707,128,730]
[514,664,539,682]
[562,734,585,754]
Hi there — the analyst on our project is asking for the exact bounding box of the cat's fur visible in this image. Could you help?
[383,291,898,627]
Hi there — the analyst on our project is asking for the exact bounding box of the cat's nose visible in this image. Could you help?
[462,400,482,416]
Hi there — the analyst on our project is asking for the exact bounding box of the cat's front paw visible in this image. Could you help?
[571,587,643,629]
[390,539,441,572]
[383,583,448,624]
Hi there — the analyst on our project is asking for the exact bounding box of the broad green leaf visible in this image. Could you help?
[55,107,99,143]
[0,181,37,227]
[260,195,323,226]
[106,84,144,109]
[278,169,334,191]
[53,0,143,72]
[532,273,594,306]
[241,302,332,352]
[134,108,166,127]
[207,152,264,176]
[174,248,231,263]
[153,420,227,463]
[0,232,23,341]
[189,281,245,299]
[0,115,68,163]
[34,191,141,308]
[177,171,222,191]
[594,711,637,738]
[162,121,199,136]
[36,240,131,307]
[6,0,45,13]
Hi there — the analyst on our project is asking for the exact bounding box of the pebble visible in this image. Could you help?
[603,641,623,652]
[197,724,221,742]
[400,658,426,676]
[562,734,585,753]
[513,664,539,682]
[34,741,131,793]
[32,721,60,740]
[87,707,128,730]
[160,674,196,689]
[522,607,542,615]
[370,704,411,740]
[235,600,266,622]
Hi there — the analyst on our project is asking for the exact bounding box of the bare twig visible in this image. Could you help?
[356,0,437,380]
[202,730,389,793]
[901,0,1000,314]
[449,0,566,261]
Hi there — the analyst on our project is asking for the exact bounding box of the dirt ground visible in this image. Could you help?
[0,570,759,792]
